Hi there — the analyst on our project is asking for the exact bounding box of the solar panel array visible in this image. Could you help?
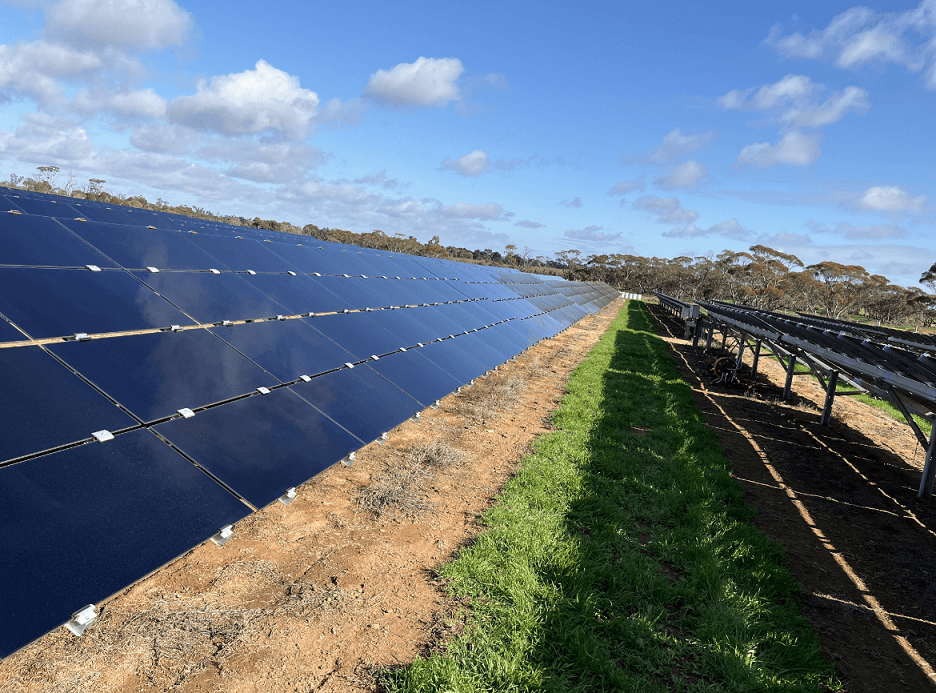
[0,187,620,659]
[694,300,936,496]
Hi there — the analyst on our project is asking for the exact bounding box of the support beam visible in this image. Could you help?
[705,322,714,350]
[721,327,728,351]
[692,316,702,348]
[782,354,797,401]
[820,371,839,426]
[917,423,936,500]
[751,341,762,378]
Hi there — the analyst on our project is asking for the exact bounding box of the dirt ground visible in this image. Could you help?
[650,304,936,692]
[0,299,625,693]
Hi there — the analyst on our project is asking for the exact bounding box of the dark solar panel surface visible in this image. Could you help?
[0,189,619,659]
[0,429,250,659]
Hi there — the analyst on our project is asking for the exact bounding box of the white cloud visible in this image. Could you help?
[364,56,464,107]
[0,112,95,163]
[560,197,583,208]
[128,123,199,154]
[0,40,102,105]
[766,2,936,89]
[656,160,708,189]
[607,176,646,204]
[734,131,821,168]
[663,218,751,239]
[45,0,194,52]
[832,222,906,239]
[353,171,407,191]
[197,140,327,184]
[515,219,546,229]
[441,149,489,177]
[856,185,927,213]
[167,60,320,139]
[719,75,868,127]
[647,128,715,163]
[71,87,166,119]
[564,225,621,242]
[632,195,699,224]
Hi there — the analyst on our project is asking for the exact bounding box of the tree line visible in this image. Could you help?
[3,167,934,327]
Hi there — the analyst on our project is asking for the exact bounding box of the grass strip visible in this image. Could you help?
[386,302,839,692]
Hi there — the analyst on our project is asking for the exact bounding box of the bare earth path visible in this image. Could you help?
[0,299,625,693]
[650,303,936,692]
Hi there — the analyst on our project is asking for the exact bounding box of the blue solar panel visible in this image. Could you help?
[291,365,422,443]
[367,348,463,407]
[306,312,410,358]
[0,345,138,463]
[0,268,197,339]
[0,213,117,268]
[0,428,250,659]
[1,196,80,218]
[210,319,355,383]
[185,234,301,273]
[155,387,362,508]
[47,330,279,423]
[58,220,220,270]
[134,271,289,324]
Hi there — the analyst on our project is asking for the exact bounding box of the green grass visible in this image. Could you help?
[385,303,839,692]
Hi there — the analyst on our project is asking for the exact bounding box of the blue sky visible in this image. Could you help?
[0,0,933,287]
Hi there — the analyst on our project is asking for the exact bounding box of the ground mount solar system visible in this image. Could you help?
[0,187,619,659]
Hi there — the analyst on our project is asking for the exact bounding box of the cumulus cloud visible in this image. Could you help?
[0,40,103,105]
[647,128,715,163]
[353,171,407,191]
[167,60,320,139]
[656,160,708,189]
[766,2,936,89]
[663,218,751,240]
[0,112,95,163]
[734,131,822,168]
[364,56,464,107]
[198,139,327,184]
[515,219,546,229]
[560,197,583,207]
[441,149,489,177]
[831,222,906,239]
[632,195,699,224]
[71,87,167,119]
[45,0,193,51]
[564,225,622,242]
[856,185,927,213]
[435,201,509,221]
[719,75,868,127]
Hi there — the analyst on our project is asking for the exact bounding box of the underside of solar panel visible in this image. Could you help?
[0,188,620,659]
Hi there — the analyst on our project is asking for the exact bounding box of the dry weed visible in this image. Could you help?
[404,441,466,469]
[454,373,527,422]
[356,462,429,519]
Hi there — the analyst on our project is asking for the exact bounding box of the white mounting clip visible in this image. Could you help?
[370,355,380,361]
[85,265,101,272]
[342,274,350,278]
[256,386,271,395]
[341,452,356,466]
[222,320,233,326]
[91,430,114,443]
[299,374,312,382]
[177,408,195,419]
[170,325,182,332]
[276,315,286,321]
[146,266,160,273]
[210,525,233,546]
[278,487,297,505]
[209,268,220,274]
[376,432,389,445]
[65,604,97,636]
[246,270,256,275]
[412,412,421,421]
[432,400,440,409]
[73,332,91,341]
[287,271,297,276]
[399,347,407,352]
[344,362,355,369]
[313,272,321,277]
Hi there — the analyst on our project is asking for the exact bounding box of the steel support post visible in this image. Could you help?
[751,341,762,378]
[705,322,714,349]
[782,354,797,401]
[917,423,936,500]
[692,317,702,348]
[820,371,839,426]
[721,327,728,350]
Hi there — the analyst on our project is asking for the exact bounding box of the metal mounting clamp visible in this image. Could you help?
[146,266,159,273]
[209,268,220,274]
[278,487,297,505]
[91,430,114,443]
[341,452,356,466]
[344,362,355,369]
[177,408,195,419]
[210,525,233,546]
[299,374,312,382]
[256,386,271,395]
[65,605,97,636]
[85,265,101,272]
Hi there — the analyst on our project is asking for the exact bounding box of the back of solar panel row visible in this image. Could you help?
[0,190,619,659]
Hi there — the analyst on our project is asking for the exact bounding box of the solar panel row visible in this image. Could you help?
[0,188,620,659]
